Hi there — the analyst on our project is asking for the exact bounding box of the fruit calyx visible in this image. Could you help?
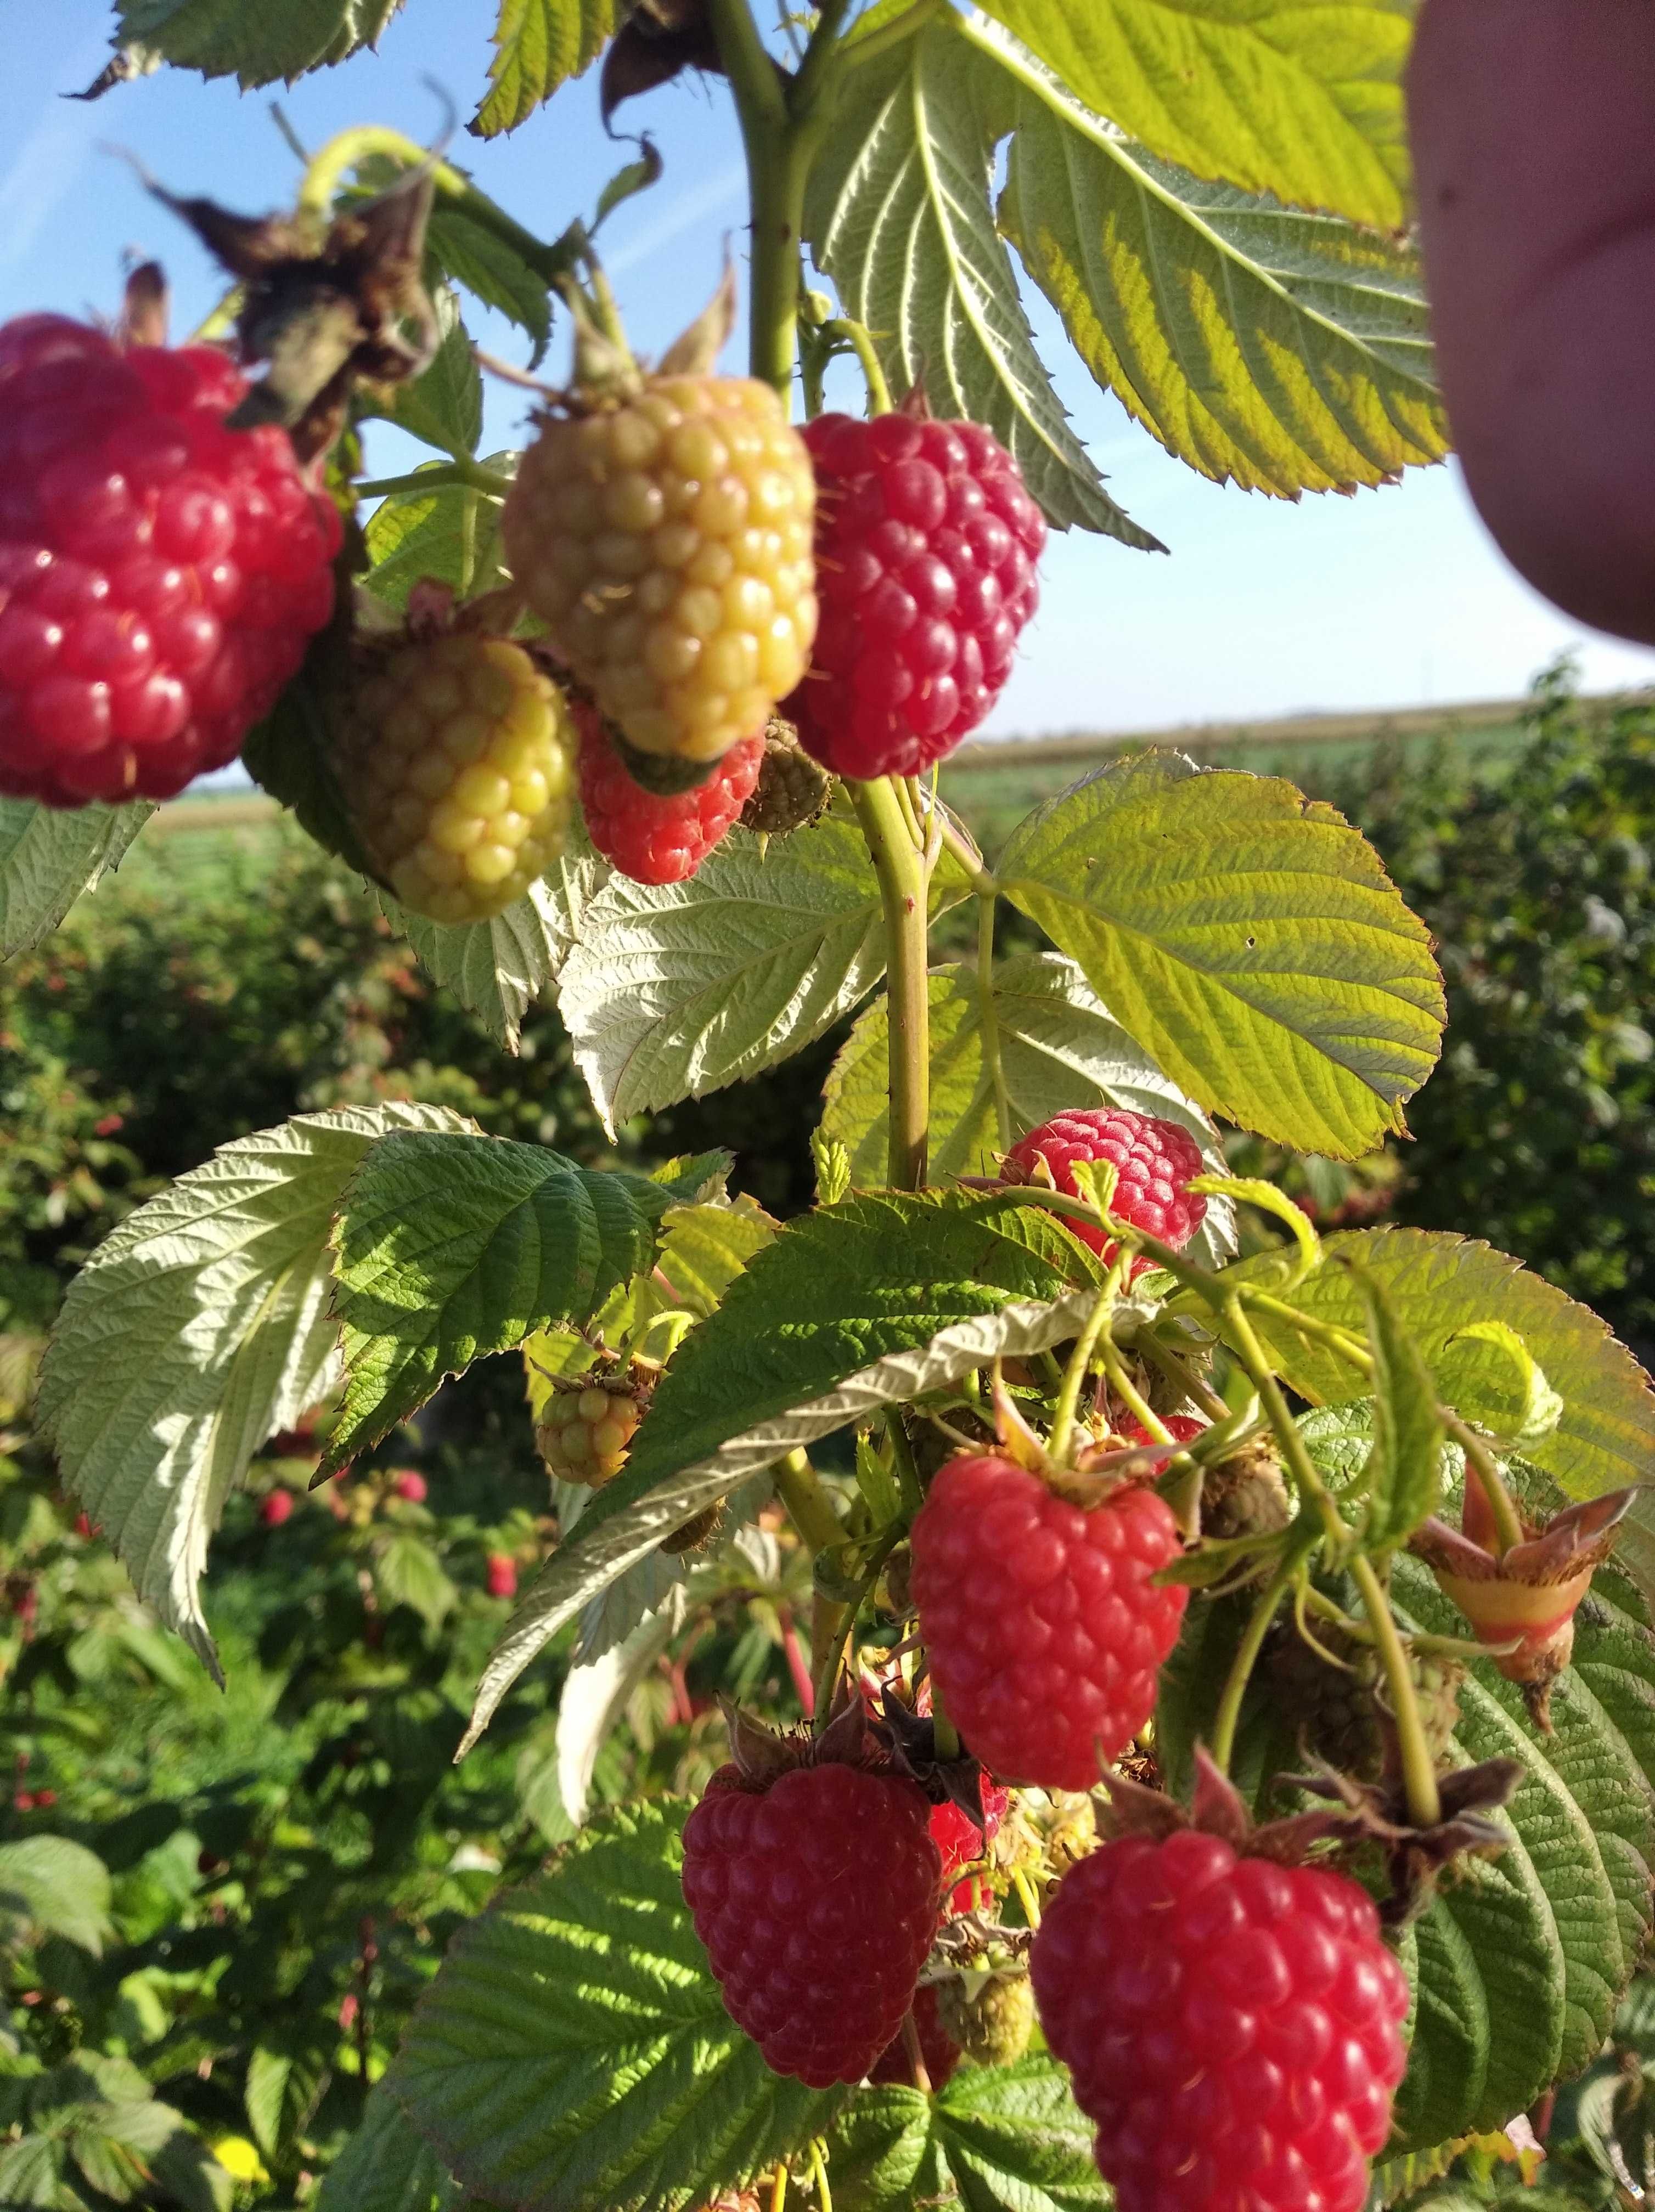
[870,1679,999,1831]
[1410,1479,1636,1720]
[717,1685,885,1790]
[1106,1744,1521,1925]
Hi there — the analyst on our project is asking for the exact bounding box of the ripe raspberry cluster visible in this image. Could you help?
[910,1453,1187,1791]
[1032,1831,1410,2212]
[504,377,817,766]
[680,1759,940,2086]
[0,316,339,805]
[575,703,762,884]
[536,1376,643,1486]
[1005,1108,1208,1275]
[786,409,1045,781]
[335,634,574,925]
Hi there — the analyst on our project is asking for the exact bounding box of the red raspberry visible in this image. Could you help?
[869,1984,962,2090]
[0,315,339,806]
[681,1760,941,2086]
[910,1455,1187,1791]
[1116,1413,1206,1469]
[486,1553,518,1599]
[1005,1108,1207,1276]
[259,1490,295,1528]
[389,1470,427,1503]
[1031,1831,1410,2212]
[575,704,762,884]
[786,410,1045,781]
[930,1782,1010,1914]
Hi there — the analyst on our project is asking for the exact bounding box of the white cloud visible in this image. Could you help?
[0,33,110,278]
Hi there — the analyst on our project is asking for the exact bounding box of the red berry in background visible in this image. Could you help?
[1116,1413,1206,1470]
[0,315,340,806]
[869,1984,961,2090]
[486,1553,518,1599]
[931,1782,1010,1914]
[785,409,1045,781]
[389,1470,428,1504]
[31,1788,56,1810]
[682,1759,941,2086]
[1005,1108,1207,1277]
[1032,1831,1410,2212]
[910,1455,1186,1792]
[259,1490,295,1528]
[575,703,763,885]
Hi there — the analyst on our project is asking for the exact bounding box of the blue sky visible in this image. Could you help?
[7,2,1655,739]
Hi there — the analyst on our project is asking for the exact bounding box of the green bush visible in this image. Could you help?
[1347,667,1655,1364]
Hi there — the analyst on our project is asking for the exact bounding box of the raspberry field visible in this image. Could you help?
[7,7,1655,2212]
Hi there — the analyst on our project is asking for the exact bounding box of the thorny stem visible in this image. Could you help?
[773,1449,846,1553]
[1442,1412,1527,1555]
[1349,1554,1444,1827]
[1221,1296,1444,1828]
[817,317,892,414]
[1209,1560,1296,1773]
[848,777,931,1189]
[295,125,576,289]
[1097,1336,1166,1441]
[935,809,997,896]
[356,459,512,500]
[977,894,1012,1151]
[1012,1865,1043,1929]
[1048,1280,1118,1467]
[707,0,807,401]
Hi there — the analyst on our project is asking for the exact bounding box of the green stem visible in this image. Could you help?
[1048,1281,1117,1467]
[1218,1297,1344,1547]
[883,1409,926,1517]
[935,811,997,896]
[1350,1553,1443,1826]
[773,1449,846,1553]
[792,0,859,115]
[356,459,512,500]
[818,318,892,414]
[1135,1330,1231,1424]
[707,0,804,400]
[1441,1412,1527,1555]
[1097,1338,1166,1441]
[295,125,575,288]
[930,1682,960,1761]
[848,778,931,1189]
[1210,1561,1295,1773]
[976,894,1012,1152]
[808,2137,834,2212]
[458,488,479,597]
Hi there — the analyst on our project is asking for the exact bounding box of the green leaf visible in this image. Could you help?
[997,751,1444,1156]
[820,951,1237,1267]
[471,0,621,137]
[0,800,154,962]
[243,669,380,881]
[1206,1226,1655,1516]
[375,1530,459,1633]
[1353,1262,1445,1548]
[361,455,516,614]
[1437,1322,1566,1454]
[986,15,1444,496]
[381,826,607,1051]
[316,2086,461,2212]
[1169,1548,1655,2151]
[0,1839,113,1957]
[387,1801,838,2210]
[463,1192,1094,1748]
[368,289,483,458]
[972,0,1412,230]
[115,0,404,85]
[1386,1554,1655,2148]
[320,1130,676,1474]
[825,2061,1105,2211]
[559,816,961,1134]
[426,208,553,367]
[244,2025,331,2159]
[35,1103,469,1676]
[806,16,1159,544]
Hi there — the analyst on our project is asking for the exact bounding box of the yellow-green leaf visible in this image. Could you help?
[997,751,1444,1157]
[972,0,1413,229]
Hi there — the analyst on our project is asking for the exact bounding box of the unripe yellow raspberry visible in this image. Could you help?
[337,634,575,926]
[536,1380,644,1486]
[503,377,817,765]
